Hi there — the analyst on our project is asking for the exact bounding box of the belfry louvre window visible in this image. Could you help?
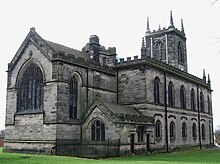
[69,76,78,119]
[17,63,44,112]
[91,120,105,141]
[178,42,184,63]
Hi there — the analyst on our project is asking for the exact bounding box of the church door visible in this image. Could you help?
[146,134,150,151]
[130,133,135,154]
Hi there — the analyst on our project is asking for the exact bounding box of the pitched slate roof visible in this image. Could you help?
[46,40,89,60]
[84,97,154,125]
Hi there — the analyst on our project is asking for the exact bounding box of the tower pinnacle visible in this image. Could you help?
[146,17,150,32]
[208,73,211,86]
[181,18,185,33]
[169,11,174,28]
[203,69,206,82]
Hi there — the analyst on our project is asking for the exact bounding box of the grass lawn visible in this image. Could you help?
[0,147,220,164]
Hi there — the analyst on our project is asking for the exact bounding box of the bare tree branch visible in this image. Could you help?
[211,0,218,7]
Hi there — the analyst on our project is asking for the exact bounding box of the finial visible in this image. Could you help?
[169,11,174,27]
[159,24,161,30]
[203,69,206,82]
[208,73,211,86]
[146,17,150,32]
[30,27,36,31]
[181,18,185,33]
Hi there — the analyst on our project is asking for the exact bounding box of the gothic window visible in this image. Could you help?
[17,63,44,112]
[200,92,204,112]
[154,44,160,60]
[180,85,186,109]
[207,96,212,114]
[154,77,160,104]
[168,81,175,107]
[161,43,166,61]
[91,120,105,141]
[202,124,205,140]
[155,120,162,139]
[154,42,166,62]
[170,121,175,139]
[191,89,196,111]
[192,123,197,139]
[69,76,78,119]
[178,42,184,63]
[137,126,145,142]
[182,122,187,139]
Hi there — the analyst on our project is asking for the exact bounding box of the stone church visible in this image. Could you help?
[5,12,214,158]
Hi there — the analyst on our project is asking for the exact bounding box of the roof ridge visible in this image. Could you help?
[45,40,83,53]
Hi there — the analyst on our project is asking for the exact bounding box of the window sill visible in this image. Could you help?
[15,110,44,115]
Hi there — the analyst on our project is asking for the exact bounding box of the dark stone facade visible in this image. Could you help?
[4,13,214,158]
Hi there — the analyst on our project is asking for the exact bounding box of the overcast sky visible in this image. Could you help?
[0,0,220,130]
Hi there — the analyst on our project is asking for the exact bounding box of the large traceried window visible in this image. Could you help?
[69,76,78,119]
[168,81,175,107]
[17,63,44,112]
[180,85,186,109]
[154,77,160,104]
[91,120,105,141]
[155,120,162,139]
[191,89,196,111]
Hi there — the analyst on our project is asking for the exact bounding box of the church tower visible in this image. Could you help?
[141,11,188,72]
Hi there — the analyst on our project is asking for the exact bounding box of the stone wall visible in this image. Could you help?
[117,61,213,149]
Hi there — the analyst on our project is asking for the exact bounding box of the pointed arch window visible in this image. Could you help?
[180,85,186,109]
[182,122,187,139]
[207,96,212,114]
[154,77,160,104]
[170,121,175,139]
[202,124,205,140]
[192,123,197,139]
[200,92,204,112]
[191,89,196,111]
[17,63,44,112]
[168,81,175,107]
[154,44,160,60]
[161,43,166,61]
[91,120,105,141]
[155,120,162,139]
[178,42,184,63]
[69,76,78,119]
